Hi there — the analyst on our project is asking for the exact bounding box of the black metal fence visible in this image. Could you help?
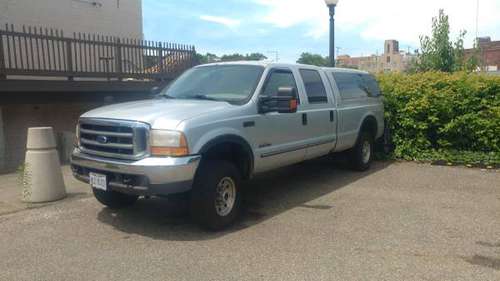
[0,24,197,81]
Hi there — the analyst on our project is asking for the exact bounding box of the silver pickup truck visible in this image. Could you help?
[71,62,384,230]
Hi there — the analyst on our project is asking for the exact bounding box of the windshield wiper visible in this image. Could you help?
[190,94,220,101]
[156,94,176,99]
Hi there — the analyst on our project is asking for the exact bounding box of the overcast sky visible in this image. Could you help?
[143,0,500,62]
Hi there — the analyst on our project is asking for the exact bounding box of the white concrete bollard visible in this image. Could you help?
[21,127,66,203]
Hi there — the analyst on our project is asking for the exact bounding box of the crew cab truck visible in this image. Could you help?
[71,62,384,230]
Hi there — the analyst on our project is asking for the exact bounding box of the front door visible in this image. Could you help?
[253,68,308,173]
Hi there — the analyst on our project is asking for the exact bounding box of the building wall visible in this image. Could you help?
[0,0,143,38]
[464,37,500,72]
[0,107,5,170]
[0,102,100,172]
[337,40,415,73]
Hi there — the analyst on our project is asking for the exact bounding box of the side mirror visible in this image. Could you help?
[258,87,298,114]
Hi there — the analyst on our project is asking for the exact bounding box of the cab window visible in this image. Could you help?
[331,72,364,99]
[261,69,299,101]
[299,69,328,104]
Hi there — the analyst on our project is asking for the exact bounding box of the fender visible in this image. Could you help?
[357,114,378,139]
[198,134,255,178]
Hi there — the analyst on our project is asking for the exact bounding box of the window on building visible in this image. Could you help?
[299,69,328,103]
[386,56,391,63]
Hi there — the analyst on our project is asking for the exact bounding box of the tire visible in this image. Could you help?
[190,160,242,231]
[92,188,138,209]
[349,131,374,171]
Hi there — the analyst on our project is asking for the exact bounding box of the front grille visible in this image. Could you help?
[78,118,149,160]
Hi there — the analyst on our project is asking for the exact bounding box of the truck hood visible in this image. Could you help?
[81,99,232,129]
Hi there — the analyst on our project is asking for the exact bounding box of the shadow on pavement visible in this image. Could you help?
[97,157,393,241]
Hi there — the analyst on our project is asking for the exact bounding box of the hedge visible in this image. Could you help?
[376,71,500,166]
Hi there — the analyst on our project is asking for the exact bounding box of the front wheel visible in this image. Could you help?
[349,131,374,171]
[190,160,242,231]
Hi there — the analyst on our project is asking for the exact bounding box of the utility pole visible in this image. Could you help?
[267,51,279,62]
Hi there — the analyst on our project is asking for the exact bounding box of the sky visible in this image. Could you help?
[143,0,500,63]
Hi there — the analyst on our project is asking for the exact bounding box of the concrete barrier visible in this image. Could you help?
[21,127,66,203]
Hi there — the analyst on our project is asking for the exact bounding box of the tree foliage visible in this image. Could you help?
[415,9,477,72]
[296,52,329,66]
[196,52,267,64]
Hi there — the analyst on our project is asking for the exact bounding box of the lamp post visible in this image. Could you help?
[325,0,339,67]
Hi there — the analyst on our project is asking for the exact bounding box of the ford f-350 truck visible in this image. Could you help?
[71,62,384,230]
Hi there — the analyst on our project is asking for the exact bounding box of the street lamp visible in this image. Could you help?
[325,0,339,67]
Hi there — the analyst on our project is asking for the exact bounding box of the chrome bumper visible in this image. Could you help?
[70,148,200,196]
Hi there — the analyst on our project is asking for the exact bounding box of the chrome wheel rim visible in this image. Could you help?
[362,140,371,164]
[215,177,236,217]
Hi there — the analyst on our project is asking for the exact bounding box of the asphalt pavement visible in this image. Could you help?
[0,160,499,281]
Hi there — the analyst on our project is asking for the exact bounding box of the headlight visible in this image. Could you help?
[150,130,189,157]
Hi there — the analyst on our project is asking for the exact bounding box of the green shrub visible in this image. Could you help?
[377,71,500,165]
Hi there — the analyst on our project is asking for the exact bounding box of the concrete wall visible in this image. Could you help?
[0,107,5,171]
[0,0,143,39]
[0,102,99,173]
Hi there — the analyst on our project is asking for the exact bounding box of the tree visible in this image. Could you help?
[245,53,268,61]
[296,52,329,66]
[220,53,246,61]
[196,52,268,63]
[196,53,219,64]
[220,53,267,62]
[416,9,477,72]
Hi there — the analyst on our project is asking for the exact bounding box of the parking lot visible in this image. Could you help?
[0,160,499,281]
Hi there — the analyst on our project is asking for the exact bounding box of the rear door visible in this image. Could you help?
[297,68,337,160]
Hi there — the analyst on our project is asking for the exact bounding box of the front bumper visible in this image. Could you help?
[71,148,200,196]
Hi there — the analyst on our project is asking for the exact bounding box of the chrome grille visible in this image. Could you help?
[78,118,149,160]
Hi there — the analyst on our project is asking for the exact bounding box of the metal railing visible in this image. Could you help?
[0,24,197,81]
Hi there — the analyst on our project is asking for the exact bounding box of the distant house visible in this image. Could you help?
[337,40,415,73]
[0,0,143,39]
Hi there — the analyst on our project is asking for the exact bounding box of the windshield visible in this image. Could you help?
[158,65,264,104]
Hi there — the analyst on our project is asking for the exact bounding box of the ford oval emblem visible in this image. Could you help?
[96,135,108,144]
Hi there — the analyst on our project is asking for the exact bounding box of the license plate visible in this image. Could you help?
[89,172,107,190]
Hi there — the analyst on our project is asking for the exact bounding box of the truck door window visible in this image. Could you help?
[331,72,364,100]
[261,69,299,102]
[360,74,382,97]
[299,69,328,104]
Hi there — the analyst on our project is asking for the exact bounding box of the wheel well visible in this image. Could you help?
[360,116,378,139]
[200,138,253,180]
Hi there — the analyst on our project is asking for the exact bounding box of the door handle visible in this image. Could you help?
[302,113,308,125]
[330,110,334,122]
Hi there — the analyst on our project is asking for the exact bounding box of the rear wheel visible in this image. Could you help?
[190,160,242,231]
[349,131,373,171]
[92,188,138,209]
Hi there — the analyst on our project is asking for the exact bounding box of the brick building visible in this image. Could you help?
[465,37,500,73]
[337,40,415,73]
